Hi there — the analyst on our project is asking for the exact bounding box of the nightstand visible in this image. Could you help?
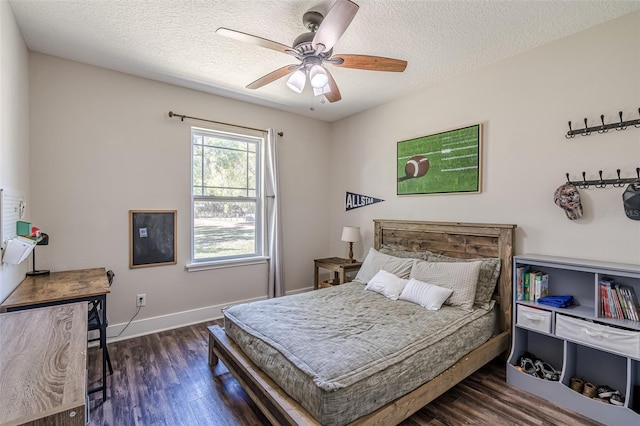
[314,257,363,289]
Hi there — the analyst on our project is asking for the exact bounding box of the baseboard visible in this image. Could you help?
[104,286,313,343]
[284,286,313,295]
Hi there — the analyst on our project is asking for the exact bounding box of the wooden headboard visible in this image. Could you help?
[373,219,516,332]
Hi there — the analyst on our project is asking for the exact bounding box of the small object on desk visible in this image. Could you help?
[30,225,41,238]
[16,220,31,236]
[26,232,50,276]
[1,236,36,265]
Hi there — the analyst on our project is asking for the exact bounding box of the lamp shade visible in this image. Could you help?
[341,226,361,243]
[286,69,306,93]
[309,64,329,89]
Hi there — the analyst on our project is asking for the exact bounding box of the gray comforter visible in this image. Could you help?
[224,281,495,425]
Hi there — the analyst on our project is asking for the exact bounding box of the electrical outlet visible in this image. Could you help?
[136,293,146,307]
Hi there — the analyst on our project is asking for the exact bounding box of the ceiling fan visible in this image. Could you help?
[216,0,407,103]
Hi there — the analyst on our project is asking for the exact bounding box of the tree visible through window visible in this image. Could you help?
[191,127,264,262]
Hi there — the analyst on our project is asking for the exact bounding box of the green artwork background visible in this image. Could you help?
[397,124,481,195]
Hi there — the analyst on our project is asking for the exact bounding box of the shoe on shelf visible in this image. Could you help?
[534,359,560,381]
[570,377,584,393]
[583,382,598,398]
[597,385,619,399]
[519,355,537,376]
[609,393,625,406]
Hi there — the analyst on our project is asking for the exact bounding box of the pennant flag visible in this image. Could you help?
[345,192,384,211]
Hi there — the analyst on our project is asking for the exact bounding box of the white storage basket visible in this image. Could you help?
[516,305,552,334]
[556,314,640,358]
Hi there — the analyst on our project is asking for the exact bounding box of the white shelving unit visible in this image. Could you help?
[506,254,640,425]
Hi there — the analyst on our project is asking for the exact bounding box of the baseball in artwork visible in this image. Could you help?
[397,124,482,195]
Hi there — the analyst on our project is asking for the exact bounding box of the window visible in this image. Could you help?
[190,126,265,267]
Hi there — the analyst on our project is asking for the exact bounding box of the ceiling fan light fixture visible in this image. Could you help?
[286,69,306,93]
[309,64,329,88]
[313,84,331,96]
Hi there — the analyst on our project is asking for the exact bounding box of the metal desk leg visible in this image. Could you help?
[89,295,108,400]
[101,295,107,401]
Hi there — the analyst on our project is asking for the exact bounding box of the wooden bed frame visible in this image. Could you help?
[208,220,516,425]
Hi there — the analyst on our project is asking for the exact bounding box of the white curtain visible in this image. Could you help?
[265,129,284,297]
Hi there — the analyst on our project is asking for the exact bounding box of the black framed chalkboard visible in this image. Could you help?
[129,210,176,268]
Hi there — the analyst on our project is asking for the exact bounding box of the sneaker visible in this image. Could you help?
[534,359,559,381]
[610,393,625,406]
[519,356,537,375]
[597,385,619,399]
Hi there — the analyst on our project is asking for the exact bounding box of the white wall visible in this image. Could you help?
[329,12,640,265]
[29,53,331,336]
[0,0,30,301]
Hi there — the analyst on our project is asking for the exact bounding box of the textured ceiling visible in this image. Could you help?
[9,0,640,122]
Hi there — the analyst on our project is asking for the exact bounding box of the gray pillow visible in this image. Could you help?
[378,246,431,260]
[410,259,482,312]
[427,253,501,310]
[354,247,414,283]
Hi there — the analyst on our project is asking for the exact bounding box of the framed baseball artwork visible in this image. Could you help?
[397,124,482,195]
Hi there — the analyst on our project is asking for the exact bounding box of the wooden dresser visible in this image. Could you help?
[0,303,88,426]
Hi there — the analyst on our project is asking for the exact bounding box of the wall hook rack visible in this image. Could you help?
[565,167,640,189]
[566,108,640,138]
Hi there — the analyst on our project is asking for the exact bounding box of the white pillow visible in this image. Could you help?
[399,278,453,310]
[410,259,482,311]
[364,269,409,300]
[354,247,414,283]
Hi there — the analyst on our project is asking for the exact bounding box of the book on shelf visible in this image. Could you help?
[523,271,531,301]
[600,278,616,319]
[612,285,624,319]
[621,286,640,321]
[528,271,540,302]
[606,279,619,319]
[624,286,640,321]
[624,288,637,321]
[615,285,631,320]
[598,278,640,322]
[600,282,611,318]
[516,266,527,301]
[534,273,549,302]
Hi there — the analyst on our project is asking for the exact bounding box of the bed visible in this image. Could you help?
[208,219,516,425]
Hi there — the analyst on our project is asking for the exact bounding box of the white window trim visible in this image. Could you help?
[185,256,269,272]
[190,125,267,265]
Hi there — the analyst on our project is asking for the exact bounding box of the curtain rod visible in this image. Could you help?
[168,111,283,137]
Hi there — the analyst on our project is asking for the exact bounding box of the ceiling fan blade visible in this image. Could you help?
[216,28,294,54]
[323,68,342,103]
[312,0,359,52]
[246,65,299,90]
[331,54,407,72]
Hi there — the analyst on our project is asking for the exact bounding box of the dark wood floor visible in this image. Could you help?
[88,320,602,425]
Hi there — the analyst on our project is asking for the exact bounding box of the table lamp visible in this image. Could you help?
[341,226,361,263]
[26,233,50,276]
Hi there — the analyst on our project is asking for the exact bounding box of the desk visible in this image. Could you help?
[0,303,87,426]
[0,268,111,401]
[313,257,363,289]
